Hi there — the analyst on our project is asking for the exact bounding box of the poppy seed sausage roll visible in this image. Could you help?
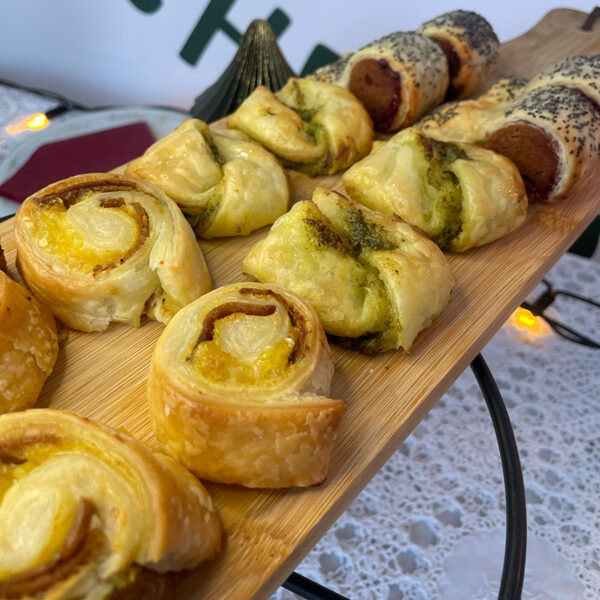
[149,282,345,488]
[343,128,527,252]
[417,9,499,100]
[0,409,221,600]
[228,77,373,176]
[14,173,211,331]
[125,119,289,238]
[243,189,454,353]
[485,85,600,202]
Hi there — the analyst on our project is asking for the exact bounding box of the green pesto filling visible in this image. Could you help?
[418,135,466,250]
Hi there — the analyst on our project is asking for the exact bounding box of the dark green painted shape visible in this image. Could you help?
[130,0,162,13]
[300,43,341,76]
[569,216,600,258]
[267,8,291,37]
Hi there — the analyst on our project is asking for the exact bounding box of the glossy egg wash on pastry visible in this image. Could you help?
[0,409,221,600]
[14,173,211,331]
[149,282,346,488]
[243,188,454,353]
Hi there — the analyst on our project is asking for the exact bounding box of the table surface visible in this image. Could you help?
[0,8,599,600]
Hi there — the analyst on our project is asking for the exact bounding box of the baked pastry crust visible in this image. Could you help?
[0,270,58,413]
[334,31,449,132]
[14,173,211,331]
[417,9,499,99]
[0,409,221,599]
[149,282,345,488]
[243,188,454,353]
[125,119,289,238]
[228,77,373,175]
[343,128,527,252]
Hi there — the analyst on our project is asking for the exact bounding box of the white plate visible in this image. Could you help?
[0,106,186,217]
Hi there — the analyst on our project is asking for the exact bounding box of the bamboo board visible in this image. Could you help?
[1,8,599,599]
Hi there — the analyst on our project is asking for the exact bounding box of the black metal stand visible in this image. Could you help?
[283,353,527,600]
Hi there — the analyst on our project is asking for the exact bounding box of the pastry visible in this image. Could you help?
[0,409,221,599]
[243,188,454,353]
[0,239,6,273]
[313,31,449,132]
[485,85,600,202]
[417,76,528,143]
[343,128,527,252]
[125,119,289,238]
[149,282,345,488]
[227,77,373,175]
[14,173,211,331]
[0,270,58,413]
[417,9,499,100]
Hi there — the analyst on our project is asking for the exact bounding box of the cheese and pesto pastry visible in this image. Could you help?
[228,77,374,176]
[343,128,527,252]
[14,173,211,332]
[148,282,345,488]
[125,119,289,238]
[0,409,221,600]
[243,188,454,353]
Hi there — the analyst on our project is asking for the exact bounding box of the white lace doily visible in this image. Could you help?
[273,252,599,600]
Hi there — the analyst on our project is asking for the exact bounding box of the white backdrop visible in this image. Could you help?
[0,1,595,110]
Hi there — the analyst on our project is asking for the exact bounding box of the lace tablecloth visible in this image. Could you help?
[1,84,599,600]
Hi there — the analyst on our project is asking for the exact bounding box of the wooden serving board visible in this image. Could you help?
[1,8,599,599]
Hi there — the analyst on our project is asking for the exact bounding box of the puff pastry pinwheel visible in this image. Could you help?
[125,119,289,238]
[243,189,454,353]
[0,409,221,600]
[417,76,528,144]
[416,10,499,100]
[148,282,345,488]
[343,128,527,252]
[14,173,211,332]
[0,270,58,413]
[227,77,373,176]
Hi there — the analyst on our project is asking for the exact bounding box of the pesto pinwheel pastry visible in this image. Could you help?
[343,128,527,252]
[417,76,528,144]
[0,409,221,600]
[149,282,345,488]
[0,270,58,413]
[125,119,289,238]
[417,10,499,99]
[525,54,600,105]
[14,173,211,332]
[227,77,373,175]
[243,189,454,353]
[313,31,449,132]
[485,85,600,202]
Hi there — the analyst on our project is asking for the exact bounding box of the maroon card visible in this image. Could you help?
[0,122,156,202]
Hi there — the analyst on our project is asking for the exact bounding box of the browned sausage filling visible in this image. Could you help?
[431,37,463,99]
[349,58,401,132]
[486,122,559,203]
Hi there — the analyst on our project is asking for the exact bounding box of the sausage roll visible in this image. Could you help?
[14,173,211,331]
[526,54,600,106]
[149,282,345,488]
[243,188,454,353]
[0,409,221,600]
[485,85,600,202]
[125,119,289,238]
[417,10,499,100]
[328,31,449,132]
[343,128,527,252]
[0,270,58,413]
[417,76,528,143]
[228,77,373,175]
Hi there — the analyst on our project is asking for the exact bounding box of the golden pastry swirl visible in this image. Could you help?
[343,128,527,252]
[149,282,345,488]
[125,119,289,238]
[0,271,58,413]
[243,189,454,353]
[0,409,221,600]
[228,77,373,176]
[14,173,211,332]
